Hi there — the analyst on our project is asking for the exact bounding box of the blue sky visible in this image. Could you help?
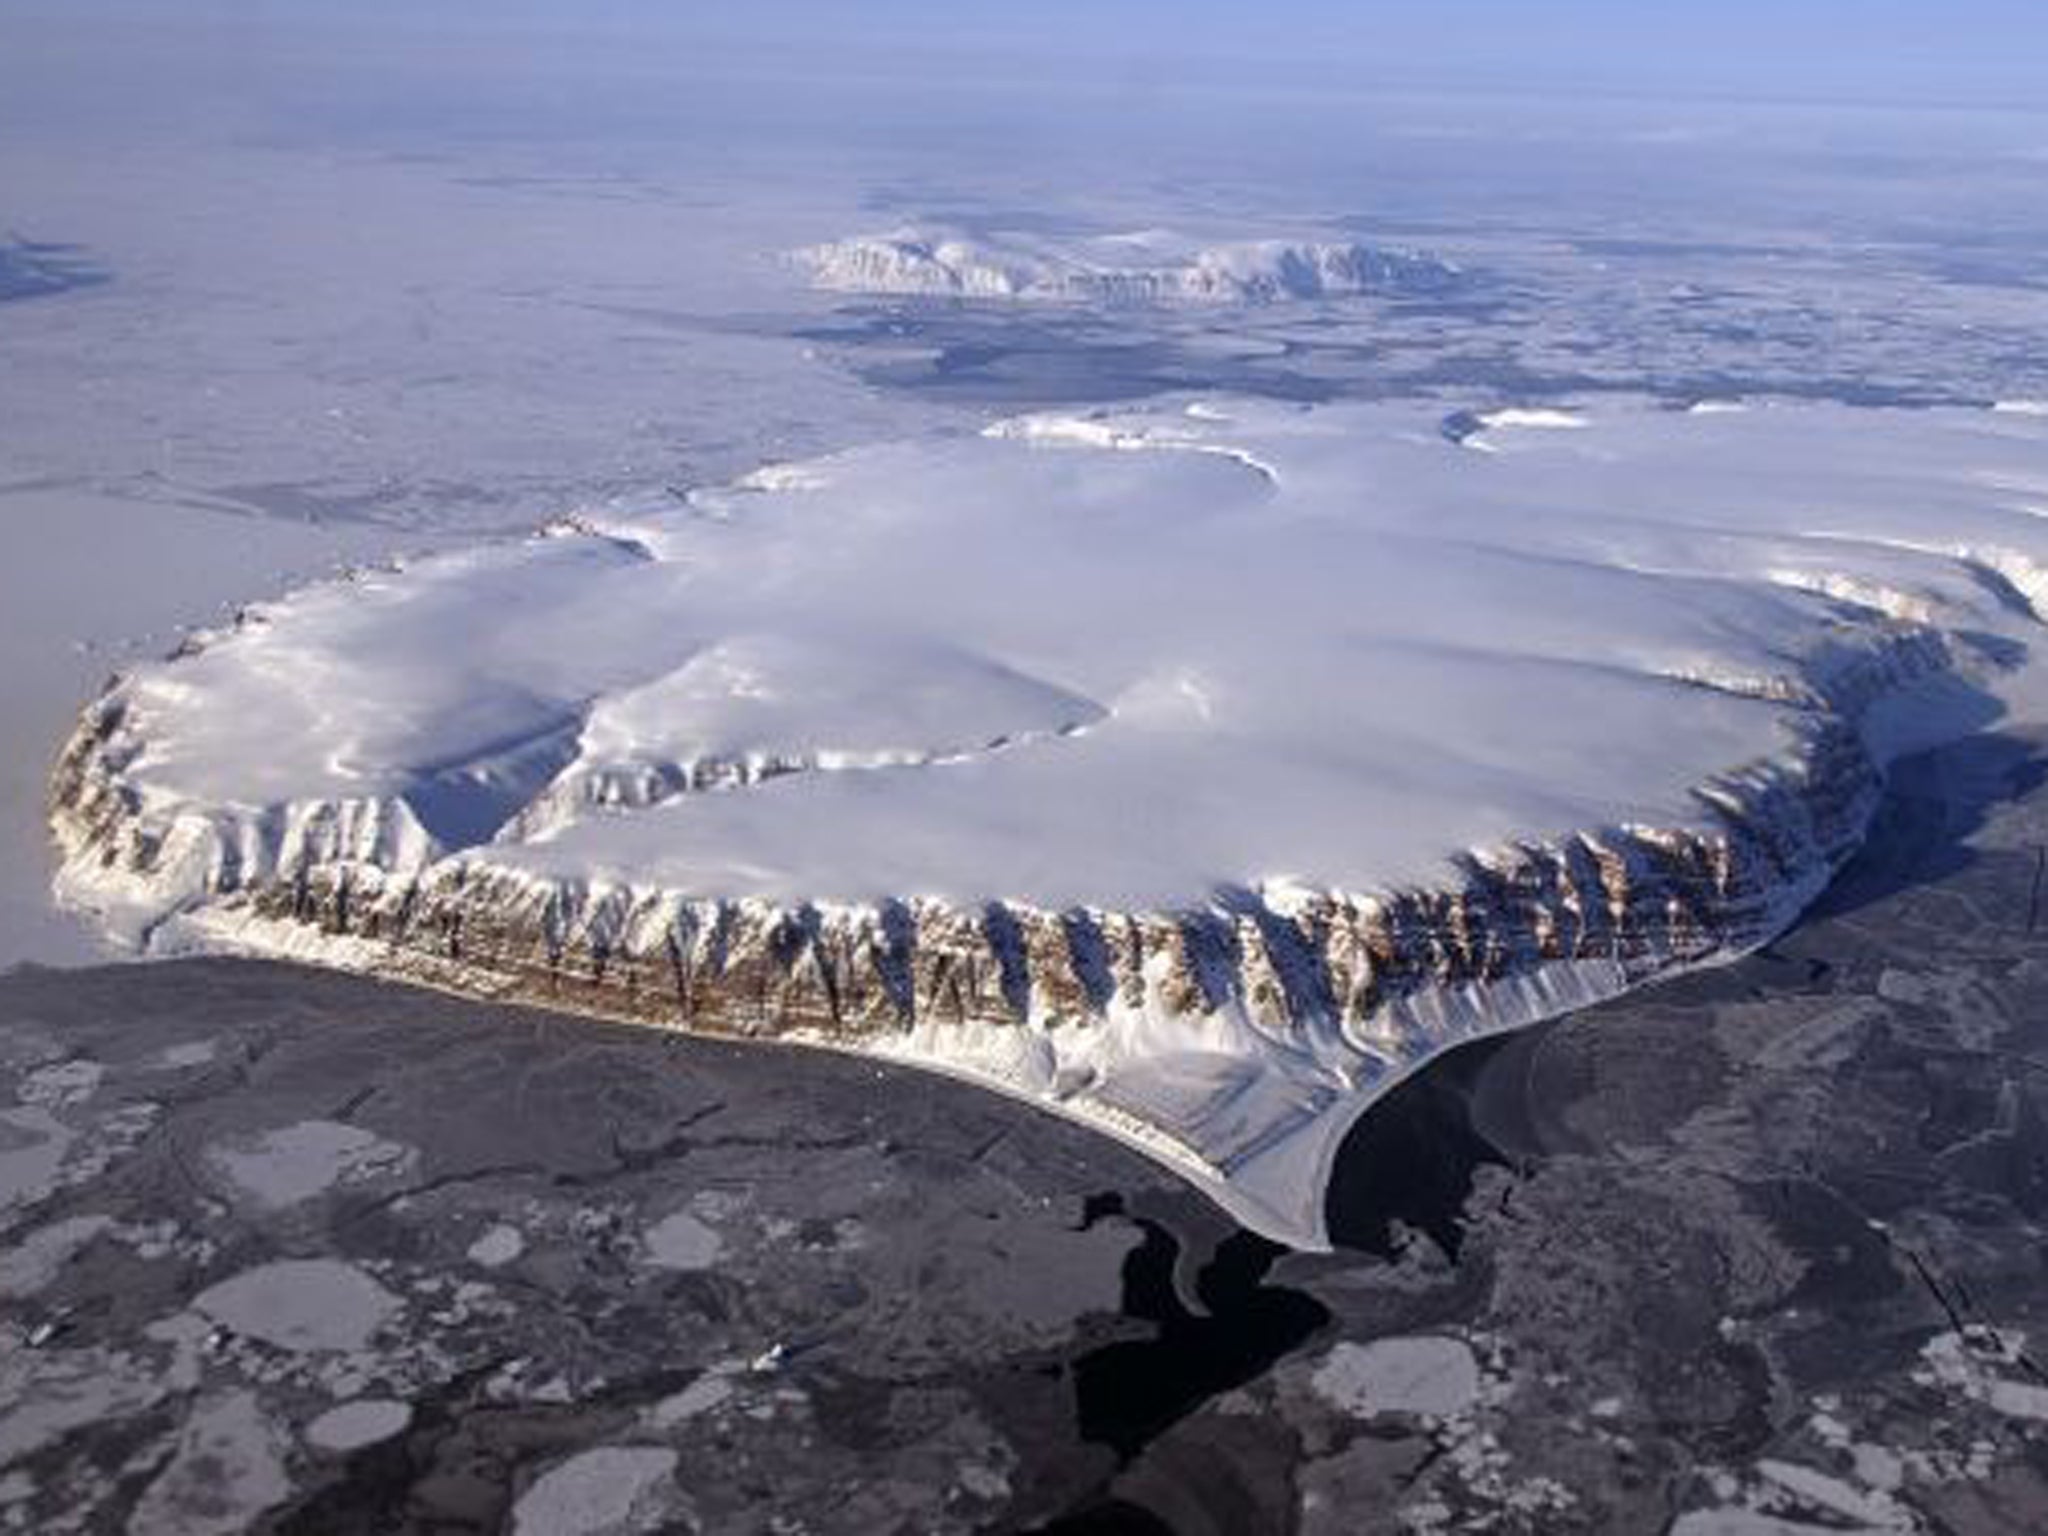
[429,1,2048,104]
[5,0,2044,175]
[13,0,2048,106]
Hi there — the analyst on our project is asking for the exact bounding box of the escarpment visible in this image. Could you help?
[42,646,1897,1249]
[46,671,1880,1056]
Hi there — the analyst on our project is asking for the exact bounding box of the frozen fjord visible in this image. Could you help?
[50,397,2048,1246]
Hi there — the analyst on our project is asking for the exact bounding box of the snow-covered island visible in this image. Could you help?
[49,399,2048,1246]
[795,227,1462,304]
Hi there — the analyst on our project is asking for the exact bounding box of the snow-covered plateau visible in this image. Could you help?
[48,399,2048,1246]
[795,227,1462,304]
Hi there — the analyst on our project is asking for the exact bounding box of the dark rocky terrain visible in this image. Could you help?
[5,729,2048,1533]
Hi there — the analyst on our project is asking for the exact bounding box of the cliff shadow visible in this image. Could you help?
[1321,1029,1522,1259]
[1804,727,2048,925]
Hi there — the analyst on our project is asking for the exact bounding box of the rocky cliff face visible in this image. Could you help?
[45,634,1925,1244]
[49,690,1878,1041]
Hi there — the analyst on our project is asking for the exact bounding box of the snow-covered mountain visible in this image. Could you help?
[795,227,1463,304]
[49,399,2048,1246]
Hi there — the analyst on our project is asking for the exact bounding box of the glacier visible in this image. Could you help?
[48,397,2048,1247]
[795,227,1462,304]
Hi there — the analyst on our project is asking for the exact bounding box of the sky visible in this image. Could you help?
[681,0,2048,104]
[8,0,2048,109]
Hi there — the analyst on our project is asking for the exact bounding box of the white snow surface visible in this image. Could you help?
[796,227,1461,304]
[79,398,2048,911]
[54,397,2048,1244]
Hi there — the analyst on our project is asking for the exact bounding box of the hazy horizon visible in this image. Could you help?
[7,0,2048,113]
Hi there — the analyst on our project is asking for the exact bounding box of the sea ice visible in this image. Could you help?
[1311,1336,1483,1420]
[192,1259,401,1353]
[642,1211,723,1272]
[510,1446,679,1536]
[305,1398,413,1453]
[204,1120,416,1210]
